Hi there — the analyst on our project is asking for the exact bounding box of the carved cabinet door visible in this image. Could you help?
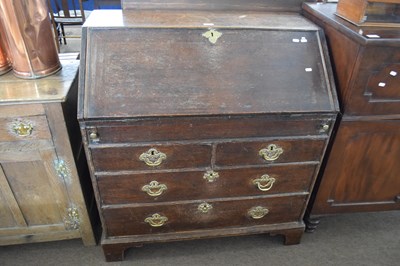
[0,147,79,244]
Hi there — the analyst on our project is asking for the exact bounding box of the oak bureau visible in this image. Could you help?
[78,7,339,261]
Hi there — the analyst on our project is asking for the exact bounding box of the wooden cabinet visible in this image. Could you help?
[303,3,400,230]
[79,10,339,261]
[0,60,95,246]
[336,0,400,27]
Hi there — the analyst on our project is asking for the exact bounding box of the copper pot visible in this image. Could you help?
[0,0,61,79]
[0,21,11,75]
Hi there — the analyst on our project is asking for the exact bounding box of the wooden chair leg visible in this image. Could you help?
[60,24,67,45]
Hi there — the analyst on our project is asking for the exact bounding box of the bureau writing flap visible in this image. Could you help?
[79,10,338,119]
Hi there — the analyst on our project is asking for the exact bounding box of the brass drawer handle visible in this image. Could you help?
[198,202,213,213]
[12,120,33,136]
[203,170,219,183]
[144,213,168,227]
[139,148,167,167]
[248,206,269,219]
[141,181,167,197]
[259,144,283,161]
[89,130,100,142]
[253,174,276,192]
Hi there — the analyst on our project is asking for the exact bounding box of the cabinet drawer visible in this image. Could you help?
[85,115,332,143]
[103,195,306,237]
[215,138,326,166]
[97,164,316,204]
[0,115,52,142]
[90,144,212,172]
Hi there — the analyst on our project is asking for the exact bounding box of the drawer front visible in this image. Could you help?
[0,115,52,142]
[97,164,316,204]
[103,195,306,237]
[85,115,333,143]
[215,138,326,166]
[90,144,212,172]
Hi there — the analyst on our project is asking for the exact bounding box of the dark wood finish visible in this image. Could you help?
[103,195,307,236]
[303,3,400,230]
[79,10,338,261]
[122,0,312,12]
[101,222,305,262]
[97,164,317,204]
[303,3,400,116]
[311,119,400,215]
[215,138,326,166]
[85,115,332,143]
[90,144,212,171]
[278,227,304,245]
[336,0,400,26]
[81,12,335,119]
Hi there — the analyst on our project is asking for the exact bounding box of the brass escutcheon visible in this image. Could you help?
[203,170,219,182]
[142,181,167,197]
[248,206,269,219]
[139,148,167,167]
[253,174,276,192]
[144,213,168,227]
[259,144,283,161]
[202,29,222,44]
[198,202,213,213]
[12,120,33,137]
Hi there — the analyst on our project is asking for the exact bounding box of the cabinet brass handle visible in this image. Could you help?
[203,170,219,183]
[12,121,33,136]
[253,174,276,192]
[198,202,213,213]
[248,206,269,219]
[144,213,168,227]
[89,130,99,142]
[141,181,167,197]
[259,144,283,161]
[139,148,167,167]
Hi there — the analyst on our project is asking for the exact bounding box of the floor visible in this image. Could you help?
[2,24,399,266]
[1,211,399,265]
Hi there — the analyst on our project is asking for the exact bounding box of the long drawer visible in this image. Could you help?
[102,195,306,237]
[97,164,316,204]
[84,115,333,144]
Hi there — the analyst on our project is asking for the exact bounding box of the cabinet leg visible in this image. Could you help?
[102,244,128,262]
[304,216,321,233]
[282,228,304,245]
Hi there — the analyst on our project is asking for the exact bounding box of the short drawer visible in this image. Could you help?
[90,144,212,172]
[103,195,306,237]
[215,138,326,166]
[0,115,52,143]
[97,164,316,204]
